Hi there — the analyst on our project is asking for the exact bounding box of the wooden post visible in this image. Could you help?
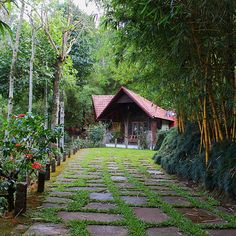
[68,150,71,158]
[51,159,56,172]
[115,138,117,148]
[63,152,66,162]
[7,182,15,212]
[151,119,157,150]
[137,139,141,149]
[14,182,27,216]
[57,155,61,166]
[45,162,50,180]
[37,171,45,193]
[125,138,128,148]
[124,113,130,149]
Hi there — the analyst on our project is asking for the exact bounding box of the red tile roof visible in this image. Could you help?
[92,95,114,119]
[92,87,175,122]
[122,87,175,121]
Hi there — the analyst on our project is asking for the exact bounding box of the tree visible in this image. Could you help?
[0,0,15,37]
[7,0,25,120]
[27,8,42,113]
[100,0,236,164]
[40,0,89,130]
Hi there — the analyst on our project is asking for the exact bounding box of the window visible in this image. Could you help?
[131,122,144,135]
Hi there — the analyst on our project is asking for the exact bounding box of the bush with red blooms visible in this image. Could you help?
[32,162,42,169]
[0,114,62,211]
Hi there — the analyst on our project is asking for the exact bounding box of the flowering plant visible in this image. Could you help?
[32,162,42,169]
[0,114,62,211]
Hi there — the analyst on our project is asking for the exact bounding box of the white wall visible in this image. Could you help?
[160,120,169,131]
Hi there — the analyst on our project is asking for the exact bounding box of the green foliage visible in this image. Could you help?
[65,85,99,129]
[0,197,7,215]
[69,220,89,236]
[153,124,236,197]
[0,114,62,210]
[154,130,169,151]
[137,128,148,149]
[67,191,89,211]
[87,122,106,146]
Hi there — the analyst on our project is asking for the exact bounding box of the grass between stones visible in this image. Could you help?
[115,158,208,236]
[101,159,147,236]
[122,154,236,233]
[26,148,236,236]
[28,208,62,223]
[67,191,89,211]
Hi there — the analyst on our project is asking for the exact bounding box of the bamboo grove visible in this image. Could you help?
[102,0,236,165]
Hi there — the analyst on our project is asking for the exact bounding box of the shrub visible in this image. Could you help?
[0,114,62,211]
[0,197,7,216]
[137,128,149,149]
[153,123,236,197]
[87,123,106,147]
[154,130,169,150]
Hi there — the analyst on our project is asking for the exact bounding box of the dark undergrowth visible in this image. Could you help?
[153,124,236,198]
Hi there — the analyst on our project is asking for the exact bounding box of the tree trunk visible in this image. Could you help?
[59,89,65,151]
[51,58,62,130]
[7,1,25,120]
[44,79,48,129]
[28,23,36,113]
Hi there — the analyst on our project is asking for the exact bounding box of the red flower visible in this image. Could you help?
[25,153,33,159]
[15,143,21,147]
[13,114,25,119]
[32,162,41,169]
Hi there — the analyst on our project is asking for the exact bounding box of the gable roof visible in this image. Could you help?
[92,87,175,122]
[92,95,114,119]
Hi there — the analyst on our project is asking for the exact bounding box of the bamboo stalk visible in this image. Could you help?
[198,115,204,154]
[203,94,209,165]
[221,99,229,139]
[209,93,223,142]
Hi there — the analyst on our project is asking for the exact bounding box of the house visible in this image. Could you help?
[92,87,176,148]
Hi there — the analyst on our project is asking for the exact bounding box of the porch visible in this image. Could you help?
[105,143,139,149]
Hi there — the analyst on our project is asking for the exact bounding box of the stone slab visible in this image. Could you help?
[41,203,67,209]
[44,197,73,204]
[83,202,117,210]
[147,170,163,175]
[120,190,145,196]
[207,229,236,236]
[162,196,191,206]
[147,185,171,190]
[58,211,122,222]
[133,207,170,223]
[23,223,69,236]
[87,183,107,187]
[111,176,127,181]
[90,192,114,201]
[176,208,225,224]
[117,182,135,188]
[55,178,75,182]
[87,225,128,236]
[66,187,107,192]
[157,190,179,196]
[121,196,147,205]
[49,191,74,197]
[147,227,183,236]
[87,179,104,183]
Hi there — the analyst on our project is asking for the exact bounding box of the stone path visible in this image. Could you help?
[23,148,236,236]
